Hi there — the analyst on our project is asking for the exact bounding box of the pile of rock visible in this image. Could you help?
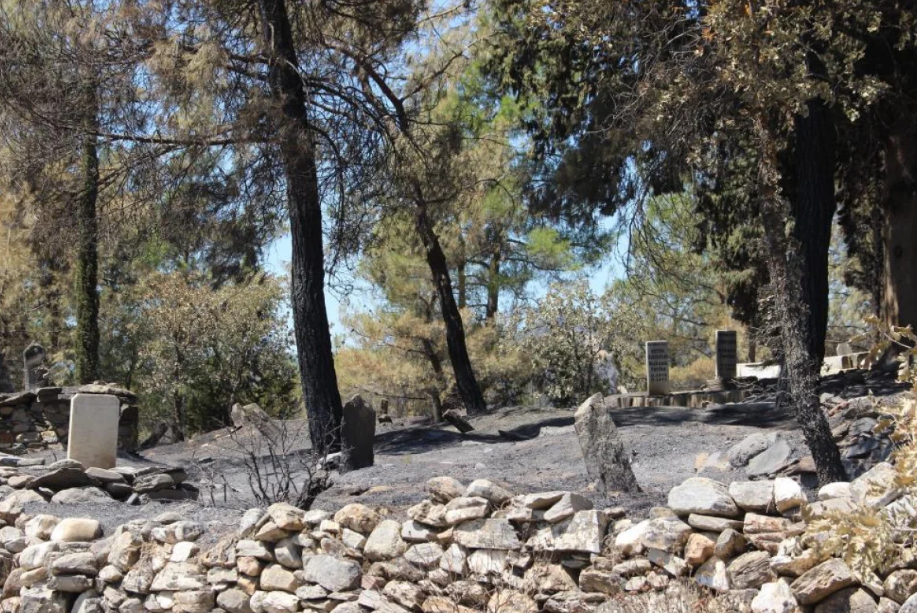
[824,396,898,476]
[0,459,197,510]
[0,385,139,454]
[611,463,914,612]
[0,468,914,613]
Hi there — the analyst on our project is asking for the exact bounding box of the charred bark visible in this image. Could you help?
[757,118,847,485]
[883,116,917,332]
[75,105,100,384]
[485,249,501,322]
[258,0,343,454]
[414,202,487,415]
[791,98,836,363]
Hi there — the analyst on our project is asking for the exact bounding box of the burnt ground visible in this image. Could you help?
[22,369,911,530]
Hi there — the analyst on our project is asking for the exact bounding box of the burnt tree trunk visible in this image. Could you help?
[792,98,836,364]
[414,203,487,415]
[75,100,100,384]
[756,117,847,485]
[883,115,917,332]
[259,0,343,454]
[485,249,501,322]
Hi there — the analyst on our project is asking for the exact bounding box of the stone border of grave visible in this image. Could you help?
[0,385,138,455]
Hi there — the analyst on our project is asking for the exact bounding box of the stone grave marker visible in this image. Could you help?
[645,340,670,396]
[715,330,738,381]
[22,343,47,391]
[341,394,375,472]
[68,393,120,469]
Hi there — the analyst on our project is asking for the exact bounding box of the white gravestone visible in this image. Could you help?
[715,330,738,380]
[68,393,120,469]
[645,341,670,396]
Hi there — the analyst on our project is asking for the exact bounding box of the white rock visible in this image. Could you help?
[818,482,852,501]
[773,478,807,513]
[752,579,799,613]
[668,478,740,517]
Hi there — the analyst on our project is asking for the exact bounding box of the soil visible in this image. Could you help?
[22,370,910,529]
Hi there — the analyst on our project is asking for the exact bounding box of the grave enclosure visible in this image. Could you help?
[0,385,139,454]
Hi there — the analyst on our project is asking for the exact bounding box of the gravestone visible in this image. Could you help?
[715,330,738,381]
[836,342,854,356]
[645,340,670,396]
[68,393,120,469]
[574,393,640,494]
[341,394,375,472]
[0,352,13,393]
[22,343,48,391]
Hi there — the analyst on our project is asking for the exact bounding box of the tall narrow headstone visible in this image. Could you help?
[715,330,738,381]
[645,341,670,396]
[22,343,47,391]
[68,393,120,469]
[341,394,375,472]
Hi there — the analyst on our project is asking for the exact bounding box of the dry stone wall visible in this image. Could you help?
[0,464,913,613]
[0,385,139,454]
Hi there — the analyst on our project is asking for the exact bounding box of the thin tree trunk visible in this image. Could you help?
[883,115,917,332]
[259,0,343,454]
[485,249,500,322]
[75,103,100,384]
[756,117,846,485]
[792,98,836,364]
[421,338,445,423]
[414,202,487,414]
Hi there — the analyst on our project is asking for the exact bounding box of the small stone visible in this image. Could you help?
[302,555,361,592]
[364,520,407,561]
[50,518,101,542]
[728,551,777,590]
[404,543,444,569]
[334,503,382,534]
[714,529,748,561]
[453,519,520,550]
[544,493,593,523]
[427,477,465,503]
[729,481,775,512]
[684,533,716,567]
[792,559,857,605]
[774,478,807,513]
[752,579,799,613]
[260,564,298,592]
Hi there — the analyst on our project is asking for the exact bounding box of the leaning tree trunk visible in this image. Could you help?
[883,115,917,333]
[259,0,343,454]
[792,98,836,364]
[75,104,101,385]
[756,118,847,485]
[414,202,488,415]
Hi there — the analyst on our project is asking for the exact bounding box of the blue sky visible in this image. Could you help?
[264,226,626,340]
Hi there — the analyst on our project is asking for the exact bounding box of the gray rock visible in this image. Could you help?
[792,559,857,605]
[51,487,111,504]
[364,520,407,561]
[573,393,640,494]
[814,587,878,613]
[453,518,521,550]
[302,555,361,591]
[747,438,793,478]
[341,395,375,472]
[668,478,740,517]
[727,551,776,590]
[728,481,775,512]
[728,432,776,467]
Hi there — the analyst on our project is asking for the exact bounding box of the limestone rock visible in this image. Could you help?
[334,503,382,534]
[573,393,640,494]
[440,543,467,574]
[728,433,776,467]
[544,493,593,524]
[728,551,777,590]
[364,520,408,561]
[688,514,744,532]
[260,564,298,593]
[774,478,807,513]
[427,477,465,503]
[453,519,520,550]
[684,533,716,567]
[747,438,793,478]
[465,480,512,505]
[850,463,900,508]
[752,580,799,613]
[444,497,490,525]
[487,590,538,613]
[695,557,730,593]
[791,559,857,605]
[715,529,748,561]
[730,481,775,512]
[404,543,444,569]
[526,510,608,554]
[668,478,740,517]
[814,588,878,613]
[302,555,361,592]
[268,503,306,531]
[50,518,101,542]
[819,483,853,501]
[885,570,917,605]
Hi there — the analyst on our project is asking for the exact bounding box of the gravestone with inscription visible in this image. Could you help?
[645,341,670,396]
[715,330,738,381]
[22,343,48,391]
[68,393,120,469]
